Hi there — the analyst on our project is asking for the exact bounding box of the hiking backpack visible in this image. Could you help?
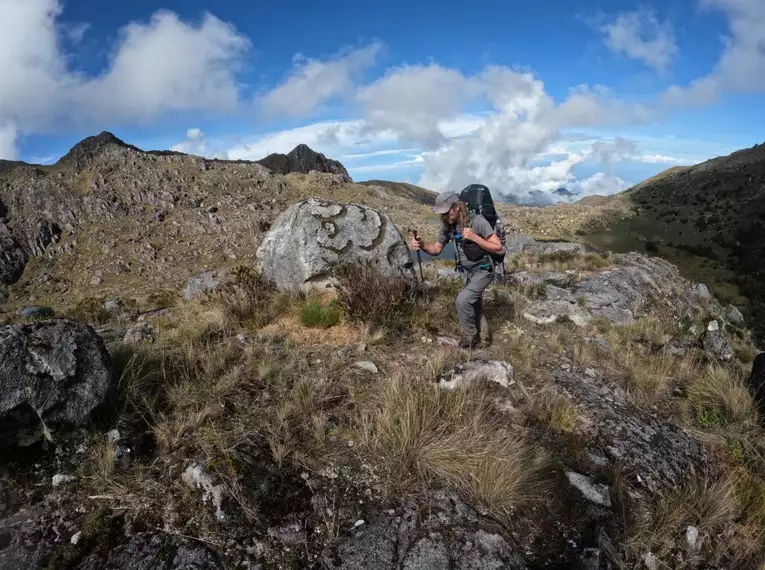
[458,184,507,266]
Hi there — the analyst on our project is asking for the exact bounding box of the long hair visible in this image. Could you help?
[441,200,469,229]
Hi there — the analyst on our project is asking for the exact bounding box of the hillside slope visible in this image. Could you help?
[571,142,765,342]
[0,133,435,316]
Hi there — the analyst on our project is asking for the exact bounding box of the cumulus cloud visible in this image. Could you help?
[0,0,251,158]
[171,128,229,159]
[569,173,629,198]
[348,62,653,203]
[257,43,382,118]
[80,10,250,123]
[599,9,677,72]
[0,124,18,160]
[357,64,477,148]
[663,0,765,104]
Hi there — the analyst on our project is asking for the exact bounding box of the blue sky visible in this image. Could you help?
[1,0,764,204]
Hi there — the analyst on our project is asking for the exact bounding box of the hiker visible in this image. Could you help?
[410,191,505,349]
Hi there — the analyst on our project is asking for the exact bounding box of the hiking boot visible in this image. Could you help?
[458,335,478,350]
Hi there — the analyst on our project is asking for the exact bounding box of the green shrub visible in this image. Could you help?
[299,298,343,328]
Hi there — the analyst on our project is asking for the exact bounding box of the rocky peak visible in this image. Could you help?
[257,144,351,182]
[57,131,137,169]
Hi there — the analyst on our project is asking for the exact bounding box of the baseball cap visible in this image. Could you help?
[433,192,459,214]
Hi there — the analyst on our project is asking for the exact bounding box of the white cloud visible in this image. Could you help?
[0,0,251,157]
[347,64,655,201]
[171,127,229,159]
[357,64,479,148]
[0,124,18,160]
[599,9,677,72]
[342,148,420,160]
[569,173,629,199]
[79,10,250,122]
[224,120,396,161]
[257,43,382,118]
[663,0,765,104]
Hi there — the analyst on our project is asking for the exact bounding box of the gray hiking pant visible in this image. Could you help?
[456,267,494,339]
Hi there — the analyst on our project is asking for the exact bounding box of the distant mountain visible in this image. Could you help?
[0,160,30,174]
[553,187,575,197]
[257,144,351,182]
[574,140,765,342]
[358,180,436,205]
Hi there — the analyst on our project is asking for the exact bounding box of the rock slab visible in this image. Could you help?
[256,198,415,291]
[321,491,527,570]
[0,320,115,442]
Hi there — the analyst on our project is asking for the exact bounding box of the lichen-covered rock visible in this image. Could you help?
[439,360,514,390]
[725,304,745,327]
[183,269,229,301]
[523,300,592,327]
[320,491,528,570]
[0,505,224,570]
[550,365,711,495]
[0,230,27,285]
[701,328,733,362]
[256,197,415,291]
[572,253,694,325]
[0,319,114,443]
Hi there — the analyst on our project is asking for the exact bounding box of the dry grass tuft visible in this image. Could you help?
[332,261,418,332]
[629,471,741,559]
[354,371,549,516]
[511,250,613,274]
[686,365,759,432]
[628,469,765,565]
[201,264,291,330]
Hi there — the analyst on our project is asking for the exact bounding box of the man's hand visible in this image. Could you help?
[409,235,423,250]
[461,227,477,242]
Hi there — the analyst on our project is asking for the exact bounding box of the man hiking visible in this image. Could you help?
[410,191,505,349]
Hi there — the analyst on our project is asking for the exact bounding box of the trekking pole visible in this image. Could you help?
[412,229,425,283]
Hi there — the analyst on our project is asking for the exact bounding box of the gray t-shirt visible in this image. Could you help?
[437,214,495,270]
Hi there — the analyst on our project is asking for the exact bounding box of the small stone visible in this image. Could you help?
[70,531,82,545]
[90,276,104,286]
[693,283,711,299]
[182,463,226,522]
[353,520,364,528]
[52,474,75,487]
[685,525,699,551]
[585,368,597,379]
[353,361,379,374]
[725,304,744,326]
[103,299,123,313]
[17,306,55,319]
[123,324,154,344]
[644,551,658,570]
[707,320,719,332]
[356,343,367,353]
[436,336,459,347]
[106,429,121,443]
[565,470,611,507]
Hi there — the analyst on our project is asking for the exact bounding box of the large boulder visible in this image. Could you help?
[0,319,115,444]
[572,253,695,325]
[256,197,415,291]
[257,144,352,182]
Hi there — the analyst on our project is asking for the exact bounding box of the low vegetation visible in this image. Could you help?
[9,248,762,568]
